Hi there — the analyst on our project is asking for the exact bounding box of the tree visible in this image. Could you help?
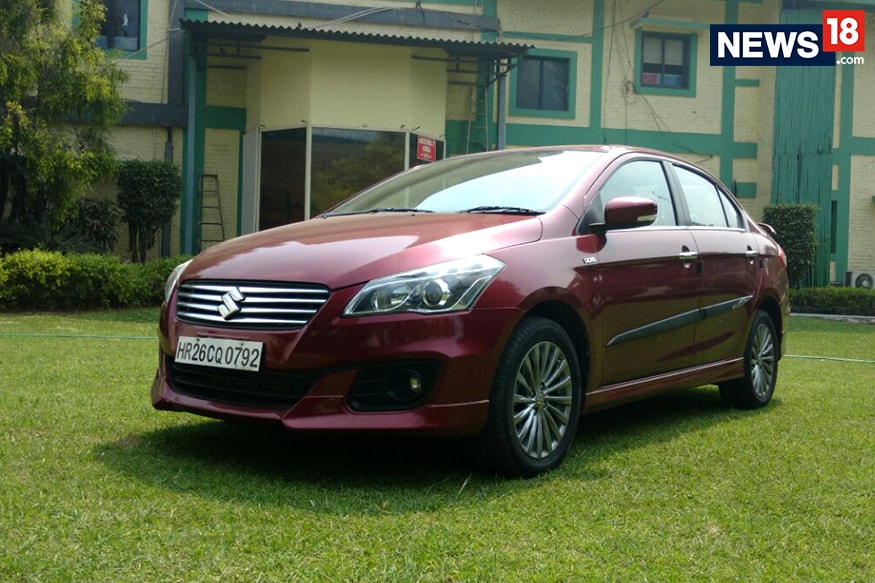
[0,0,126,235]
[116,160,181,263]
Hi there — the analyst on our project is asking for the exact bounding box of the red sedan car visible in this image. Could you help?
[153,145,789,477]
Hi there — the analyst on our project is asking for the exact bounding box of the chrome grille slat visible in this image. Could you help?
[177,292,224,302]
[177,313,310,325]
[176,280,330,329]
[238,286,329,295]
[221,306,317,315]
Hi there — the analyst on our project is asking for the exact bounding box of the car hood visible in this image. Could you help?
[185,213,543,289]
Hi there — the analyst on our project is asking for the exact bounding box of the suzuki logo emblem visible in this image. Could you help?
[218,288,245,320]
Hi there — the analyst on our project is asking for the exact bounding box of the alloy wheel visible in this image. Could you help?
[750,321,776,401]
[512,340,574,459]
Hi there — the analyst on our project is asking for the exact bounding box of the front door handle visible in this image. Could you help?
[678,250,699,261]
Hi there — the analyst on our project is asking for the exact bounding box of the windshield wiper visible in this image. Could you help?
[462,205,543,215]
[367,207,434,214]
[326,207,434,216]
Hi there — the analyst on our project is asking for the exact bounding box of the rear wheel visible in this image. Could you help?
[478,317,582,477]
[719,310,778,409]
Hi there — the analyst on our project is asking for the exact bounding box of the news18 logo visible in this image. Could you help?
[710,10,865,66]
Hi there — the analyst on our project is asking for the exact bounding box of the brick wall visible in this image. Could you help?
[201,129,241,247]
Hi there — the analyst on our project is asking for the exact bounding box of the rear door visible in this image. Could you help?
[670,163,761,366]
[587,159,701,385]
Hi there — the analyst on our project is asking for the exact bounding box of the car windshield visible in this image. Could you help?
[324,150,604,215]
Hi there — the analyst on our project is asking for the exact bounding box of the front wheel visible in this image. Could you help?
[719,310,778,409]
[477,317,582,477]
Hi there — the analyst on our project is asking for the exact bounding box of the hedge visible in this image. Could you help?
[791,286,875,316]
[762,203,818,288]
[0,250,191,311]
[3,250,873,316]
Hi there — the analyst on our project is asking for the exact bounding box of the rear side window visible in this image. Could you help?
[592,160,677,226]
[674,166,742,228]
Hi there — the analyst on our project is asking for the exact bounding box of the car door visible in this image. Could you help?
[670,163,761,366]
[586,159,701,386]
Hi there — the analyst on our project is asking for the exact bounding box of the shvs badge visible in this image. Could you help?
[710,9,865,67]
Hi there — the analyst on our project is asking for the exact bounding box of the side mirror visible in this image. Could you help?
[590,196,658,233]
[757,222,777,237]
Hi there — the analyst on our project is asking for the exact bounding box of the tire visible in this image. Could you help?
[477,317,582,477]
[719,310,778,409]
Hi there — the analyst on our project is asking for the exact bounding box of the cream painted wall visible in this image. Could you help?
[98,127,185,260]
[851,14,875,138]
[207,68,248,109]
[258,45,312,130]
[848,156,875,271]
[736,1,780,221]
[600,0,722,136]
[246,60,263,132]
[500,0,593,38]
[113,0,171,104]
[499,0,593,128]
[842,14,875,273]
[407,48,452,140]
[203,128,241,244]
[307,41,447,138]
[249,40,447,138]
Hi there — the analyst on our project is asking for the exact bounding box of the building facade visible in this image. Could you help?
[96,0,875,286]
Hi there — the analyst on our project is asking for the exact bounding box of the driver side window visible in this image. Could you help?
[590,160,677,227]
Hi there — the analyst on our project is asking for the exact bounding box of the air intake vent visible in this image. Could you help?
[166,355,318,408]
[176,281,330,329]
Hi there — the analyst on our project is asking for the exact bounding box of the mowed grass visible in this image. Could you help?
[0,311,872,582]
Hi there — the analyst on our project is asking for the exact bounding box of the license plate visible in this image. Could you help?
[176,336,263,372]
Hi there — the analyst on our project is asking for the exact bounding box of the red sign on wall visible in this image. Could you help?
[416,136,437,163]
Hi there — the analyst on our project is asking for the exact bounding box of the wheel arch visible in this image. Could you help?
[525,300,591,396]
[756,295,784,359]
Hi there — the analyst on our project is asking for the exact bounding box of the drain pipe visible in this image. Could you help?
[496,58,507,150]
[161,127,173,257]
[182,51,197,255]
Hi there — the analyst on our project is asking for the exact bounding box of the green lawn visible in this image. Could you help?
[1,311,872,582]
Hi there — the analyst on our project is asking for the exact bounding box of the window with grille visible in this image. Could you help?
[639,32,692,90]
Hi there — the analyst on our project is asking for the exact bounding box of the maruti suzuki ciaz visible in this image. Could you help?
[153,145,789,477]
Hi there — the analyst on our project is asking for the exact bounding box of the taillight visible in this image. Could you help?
[776,243,787,268]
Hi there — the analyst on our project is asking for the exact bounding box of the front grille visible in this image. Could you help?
[176,281,330,329]
[166,355,319,408]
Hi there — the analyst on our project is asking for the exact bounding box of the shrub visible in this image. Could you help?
[0,250,191,311]
[136,255,191,305]
[791,287,875,316]
[762,204,818,288]
[117,160,182,263]
[0,249,74,309]
[0,216,102,254]
[65,198,121,252]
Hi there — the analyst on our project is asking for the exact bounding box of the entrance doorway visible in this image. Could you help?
[255,127,444,231]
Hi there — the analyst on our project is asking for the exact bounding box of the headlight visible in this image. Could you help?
[164,259,192,303]
[343,256,505,316]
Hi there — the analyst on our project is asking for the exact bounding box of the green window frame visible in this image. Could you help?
[94,0,148,59]
[635,30,697,97]
[509,48,577,120]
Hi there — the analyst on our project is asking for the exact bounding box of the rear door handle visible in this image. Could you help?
[745,247,759,259]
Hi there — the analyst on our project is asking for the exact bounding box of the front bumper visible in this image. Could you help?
[151,289,520,436]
